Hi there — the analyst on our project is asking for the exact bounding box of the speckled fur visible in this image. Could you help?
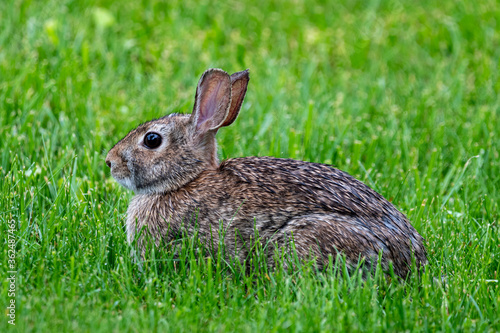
[106,68,427,278]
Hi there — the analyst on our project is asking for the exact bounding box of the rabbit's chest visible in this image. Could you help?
[126,192,216,232]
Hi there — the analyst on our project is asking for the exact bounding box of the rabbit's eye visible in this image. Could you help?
[144,132,162,149]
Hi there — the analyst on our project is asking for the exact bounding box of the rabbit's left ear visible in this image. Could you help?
[191,68,232,133]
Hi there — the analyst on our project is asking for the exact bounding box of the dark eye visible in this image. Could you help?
[144,132,162,149]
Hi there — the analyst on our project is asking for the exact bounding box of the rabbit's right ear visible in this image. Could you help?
[220,69,249,127]
[190,69,232,134]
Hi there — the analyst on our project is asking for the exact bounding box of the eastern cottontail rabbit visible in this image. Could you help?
[106,68,427,277]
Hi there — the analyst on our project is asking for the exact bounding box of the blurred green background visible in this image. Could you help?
[1,0,499,331]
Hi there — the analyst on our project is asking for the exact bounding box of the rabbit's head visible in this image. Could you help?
[105,68,249,194]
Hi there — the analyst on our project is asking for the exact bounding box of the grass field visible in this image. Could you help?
[1,0,499,331]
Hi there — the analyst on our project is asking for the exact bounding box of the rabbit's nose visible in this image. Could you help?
[106,160,111,168]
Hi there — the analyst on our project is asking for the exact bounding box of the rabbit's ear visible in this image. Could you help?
[191,68,232,133]
[220,69,250,127]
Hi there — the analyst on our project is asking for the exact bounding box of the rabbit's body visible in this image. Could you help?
[127,156,425,277]
[107,68,427,278]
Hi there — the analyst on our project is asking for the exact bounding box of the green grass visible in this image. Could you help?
[1,0,499,331]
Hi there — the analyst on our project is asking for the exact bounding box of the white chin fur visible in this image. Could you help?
[116,177,136,192]
[116,177,165,194]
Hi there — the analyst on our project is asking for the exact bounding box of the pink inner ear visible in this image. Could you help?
[198,80,224,126]
[195,74,231,131]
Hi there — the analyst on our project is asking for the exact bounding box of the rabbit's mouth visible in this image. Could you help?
[110,165,136,191]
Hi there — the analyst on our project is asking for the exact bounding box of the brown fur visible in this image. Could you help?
[106,68,427,278]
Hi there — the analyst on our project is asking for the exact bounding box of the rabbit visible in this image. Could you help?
[105,68,427,278]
